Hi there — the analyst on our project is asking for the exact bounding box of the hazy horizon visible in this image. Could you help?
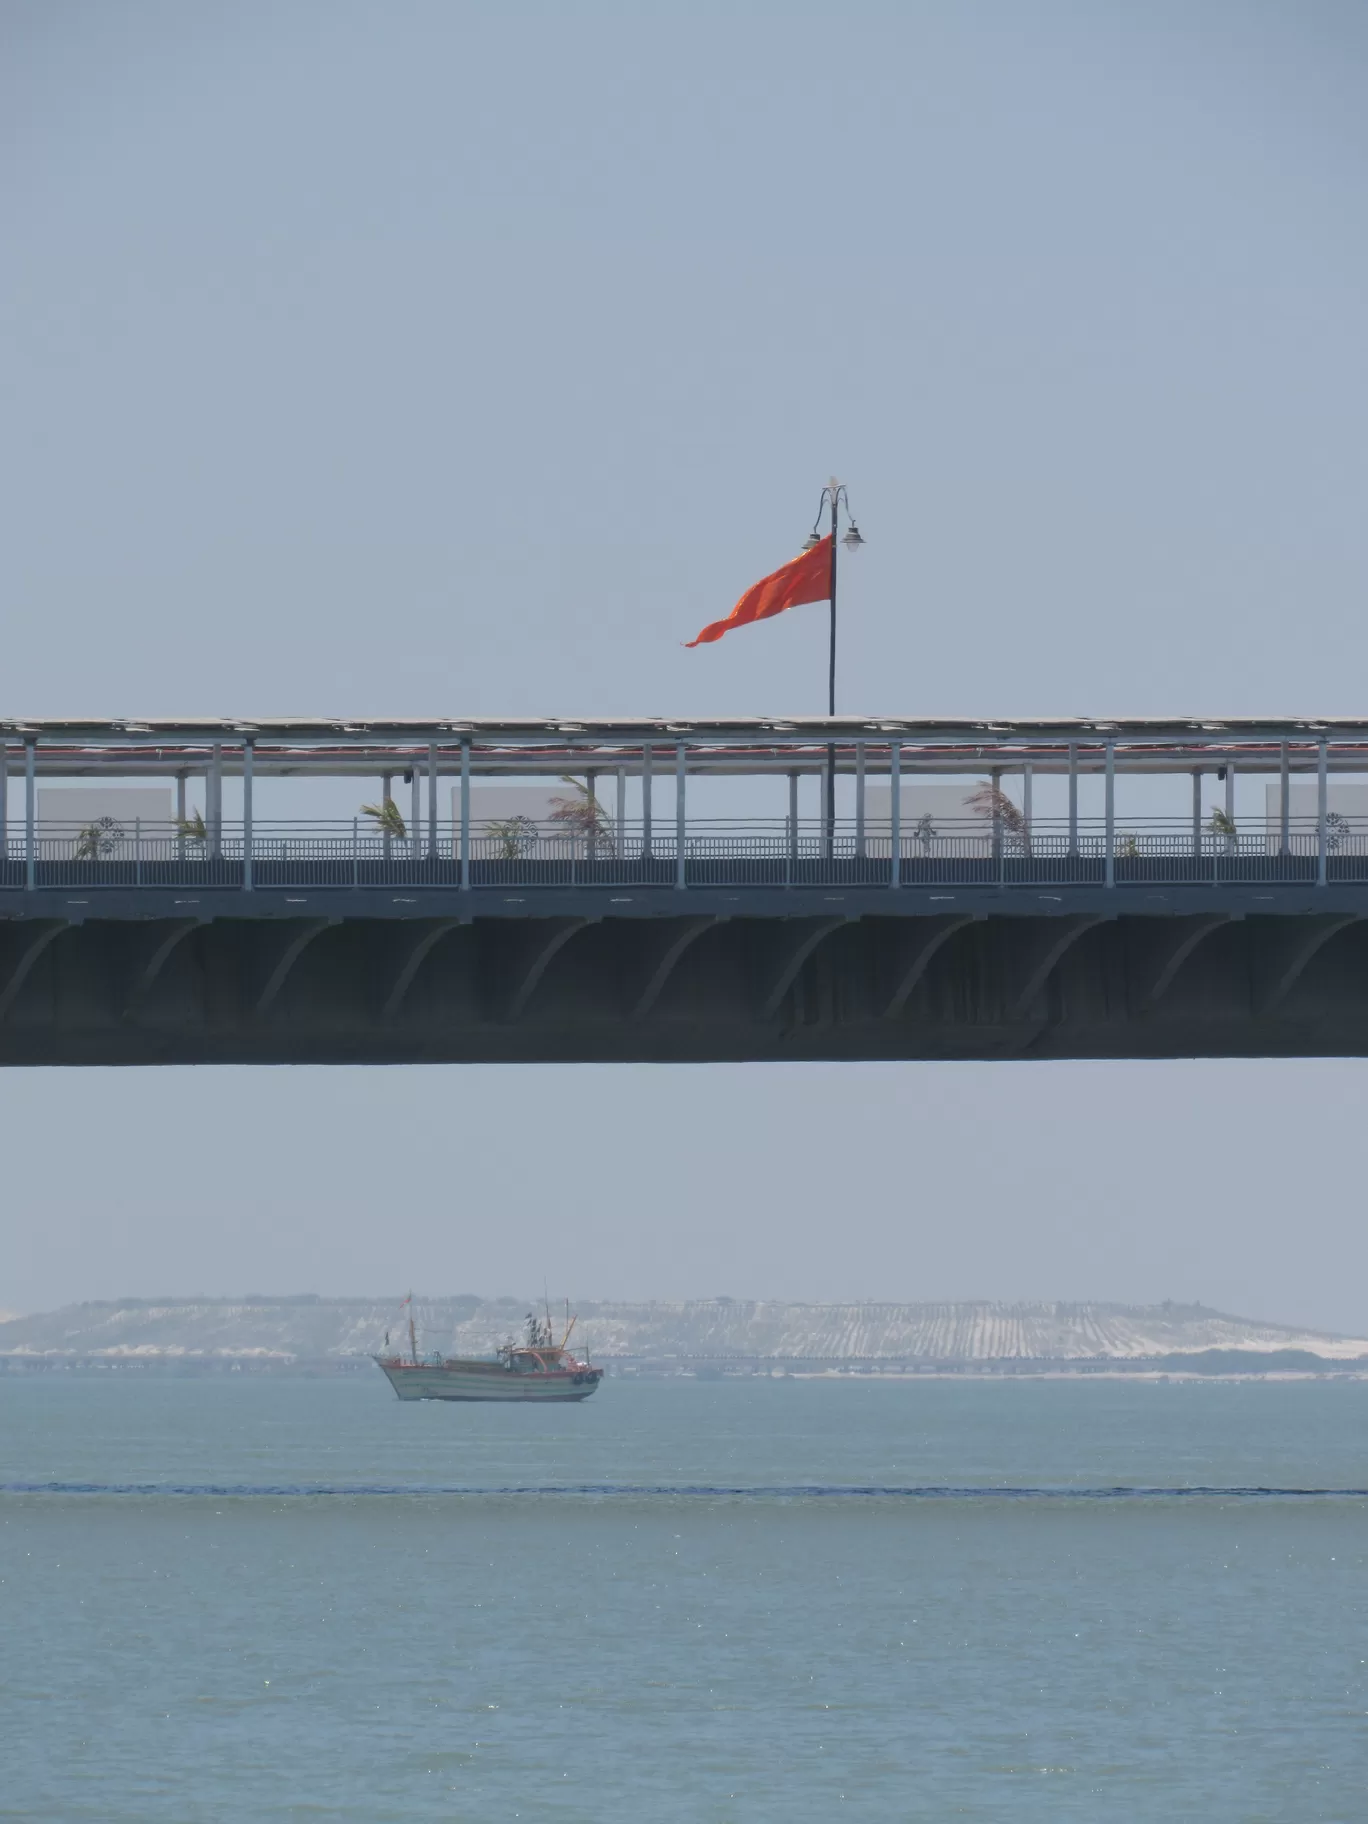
[8,1290,1354,1328]
[4,1058,1368,1335]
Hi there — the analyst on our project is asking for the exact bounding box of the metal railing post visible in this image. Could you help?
[992,766,1004,885]
[0,744,7,874]
[175,772,186,862]
[1022,762,1033,860]
[209,743,222,859]
[1067,743,1078,857]
[1104,742,1115,888]
[242,739,254,892]
[135,817,142,887]
[787,771,798,884]
[889,741,901,890]
[674,743,686,889]
[615,768,626,860]
[854,742,866,860]
[24,739,35,891]
[427,743,438,860]
[352,815,359,888]
[1191,770,1202,861]
[1224,762,1236,856]
[1317,737,1328,887]
[1279,741,1290,858]
[460,739,471,891]
[410,766,421,871]
[381,773,393,866]
[641,745,653,862]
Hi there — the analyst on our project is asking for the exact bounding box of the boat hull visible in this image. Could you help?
[375,1358,602,1402]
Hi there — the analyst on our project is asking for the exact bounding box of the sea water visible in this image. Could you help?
[1,1374,1365,1821]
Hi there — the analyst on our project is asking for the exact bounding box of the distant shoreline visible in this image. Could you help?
[5,1297,1366,1379]
[3,1353,1365,1382]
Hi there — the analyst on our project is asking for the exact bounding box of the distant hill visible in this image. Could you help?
[1,1296,1365,1368]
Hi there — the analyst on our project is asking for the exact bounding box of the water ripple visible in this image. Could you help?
[2,1481,1366,1499]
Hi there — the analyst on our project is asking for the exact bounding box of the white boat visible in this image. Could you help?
[374,1302,603,1403]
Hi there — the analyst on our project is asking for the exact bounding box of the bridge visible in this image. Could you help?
[2,715,1368,1063]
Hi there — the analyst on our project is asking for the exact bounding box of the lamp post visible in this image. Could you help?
[804,478,864,854]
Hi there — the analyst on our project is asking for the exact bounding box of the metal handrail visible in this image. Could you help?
[2,812,1364,890]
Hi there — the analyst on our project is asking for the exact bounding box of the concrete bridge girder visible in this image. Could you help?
[382,918,464,1021]
[632,916,729,1020]
[760,916,854,1022]
[2,894,1368,1061]
[254,918,340,1017]
[1135,913,1241,1009]
[504,917,600,1022]
[1004,914,1114,1022]
[124,918,205,1017]
[0,920,66,1022]
[1257,914,1363,1014]
[881,914,980,1020]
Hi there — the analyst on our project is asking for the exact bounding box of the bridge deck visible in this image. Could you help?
[2,717,1367,1062]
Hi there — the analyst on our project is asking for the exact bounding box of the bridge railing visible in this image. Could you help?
[3,813,1368,890]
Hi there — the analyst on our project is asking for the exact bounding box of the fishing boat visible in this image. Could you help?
[373,1299,603,1403]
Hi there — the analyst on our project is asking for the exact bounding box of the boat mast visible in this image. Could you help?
[408,1293,417,1365]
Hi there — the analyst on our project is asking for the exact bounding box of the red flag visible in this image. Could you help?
[686,535,832,647]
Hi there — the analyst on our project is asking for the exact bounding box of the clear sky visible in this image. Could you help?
[3,2,1367,1329]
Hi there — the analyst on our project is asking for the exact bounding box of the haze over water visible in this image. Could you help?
[3,1374,1365,1821]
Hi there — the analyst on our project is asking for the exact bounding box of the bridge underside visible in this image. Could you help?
[3,886,1368,1063]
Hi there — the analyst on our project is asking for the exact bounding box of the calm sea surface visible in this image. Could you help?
[2,1374,1365,1821]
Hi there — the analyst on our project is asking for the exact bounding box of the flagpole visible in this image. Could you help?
[827,483,838,856]
[714,483,859,861]
[828,486,838,718]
